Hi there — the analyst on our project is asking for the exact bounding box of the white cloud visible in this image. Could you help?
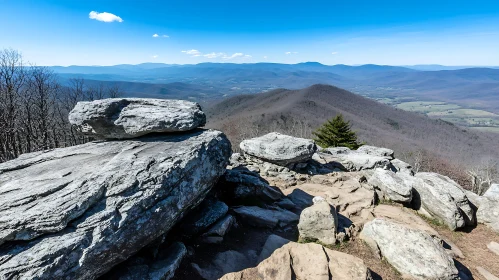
[152,55,159,58]
[203,52,225,58]
[285,51,298,55]
[181,49,201,56]
[223,53,244,60]
[89,11,123,23]
[181,50,251,60]
[263,56,268,59]
[331,52,338,55]
[153,34,169,38]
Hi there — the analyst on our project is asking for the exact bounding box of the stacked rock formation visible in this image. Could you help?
[0,98,231,279]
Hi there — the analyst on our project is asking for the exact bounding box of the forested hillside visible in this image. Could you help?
[206,84,499,187]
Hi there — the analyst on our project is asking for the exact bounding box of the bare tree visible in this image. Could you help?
[468,158,499,195]
[107,84,123,98]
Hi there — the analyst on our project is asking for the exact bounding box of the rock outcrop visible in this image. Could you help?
[69,98,206,139]
[485,184,499,199]
[232,206,299,228]
[220,236,372,280]
[298,200,338,245]
[361,218,459,280]
[0,128,230,278]
[357,145,394,159]
[239,132,317,165]
[367,168,414,203]
[321,147,391,171]
[414,172,475,230]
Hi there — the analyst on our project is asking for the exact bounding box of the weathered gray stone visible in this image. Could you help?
[477,267,499,280]
[192,250,256,280]
[0,129,231,279]
[488,242,499,256]
[361,218,459,280]
[239,132,317,165]
[200,215,235,244]
[367,169,414,203]
[221,169,282,203]
[390,158,414,175]
[323,147,351,155]
[414,172,475,230]
[117,242,187,280]
[298,201,338,245]
[476,197,499,233]
[179,199,228,236]
[484,184,499,199]
[232,206,299,228]
[69,98,206,139]
[357,145,394,159]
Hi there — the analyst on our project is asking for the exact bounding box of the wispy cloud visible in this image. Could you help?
[181,49,202,56]
[89,11,123,23]
[263,56,268,59]
[181,50,251,60]
[331,52,339,55]
[285,51,298,55]
[153,34,169,38]
[152,55,159,59]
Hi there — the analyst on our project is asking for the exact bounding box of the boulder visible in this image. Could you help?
[361,218,459,280]
[220,240,372,280]
[257,234,291,262]
[357,145,394,159]
[192,250,256,280]
[111,242,187,280]
[477,267,499,280]
[414,172,475,230]
[367,169,414,203]
[232,206,299,228]
[298,201,338,245]
[239,132,317,165]
[323,147,352,155]
[488,242,499,256]
[221,169,282,203]
[484,184,499,199]
[69,98,206,139]
[476,197,499,233]
[179,199,228,236]
[199,215,235,244]
[389,158,414,175]
[0,129,231,279]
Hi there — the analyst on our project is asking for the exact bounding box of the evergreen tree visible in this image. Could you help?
[313,114,361,149]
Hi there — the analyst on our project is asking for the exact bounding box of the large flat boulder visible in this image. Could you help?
[367,169,414,203]
[357,145,394,159]
[320,148,391,171]
[69,98,206,139]
[220,239,372,280]
[239,132,317,165]
[476,197,499,233]
[0,129,231,279]
[414,172,475,230]
[361,218,459,280]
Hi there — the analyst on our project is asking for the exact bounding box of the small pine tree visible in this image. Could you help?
[313,114,361,149]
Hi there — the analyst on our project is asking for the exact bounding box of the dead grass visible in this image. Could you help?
[335,238,402,280]
[432,224,499,280]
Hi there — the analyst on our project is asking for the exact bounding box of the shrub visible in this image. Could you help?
[313,114,361,149]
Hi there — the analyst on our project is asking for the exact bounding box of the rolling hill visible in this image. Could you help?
[205,84,499,185]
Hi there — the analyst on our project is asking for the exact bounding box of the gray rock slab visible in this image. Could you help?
[69,98,206,139]
[0,129,230,279]
[239,132,316,165]
[361,218,459,280]
[232,206,299,228]
[414,172,475,230]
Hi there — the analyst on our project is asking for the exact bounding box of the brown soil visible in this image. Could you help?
[433,224,499,280]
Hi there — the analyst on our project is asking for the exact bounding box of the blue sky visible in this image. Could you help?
[1,0,499,66]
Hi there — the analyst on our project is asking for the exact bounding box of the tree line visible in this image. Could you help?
[0,49,123,163]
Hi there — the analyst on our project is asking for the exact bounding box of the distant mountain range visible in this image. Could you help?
[51,62,499,113]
